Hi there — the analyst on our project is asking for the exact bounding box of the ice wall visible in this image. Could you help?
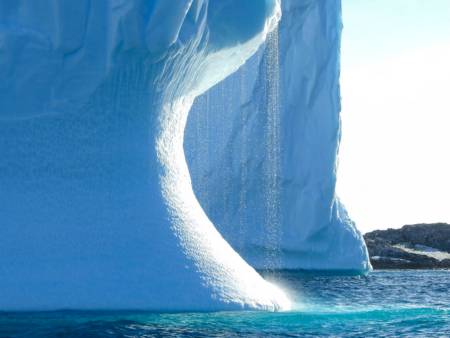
[186,0,371,272]
[0,0,291,311]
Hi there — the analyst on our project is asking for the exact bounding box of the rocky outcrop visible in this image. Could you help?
[364,223,450,269]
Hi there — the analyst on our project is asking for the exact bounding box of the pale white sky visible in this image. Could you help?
[337,0,450,233]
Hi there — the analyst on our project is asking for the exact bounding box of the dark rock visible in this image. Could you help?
[364,223,450,269]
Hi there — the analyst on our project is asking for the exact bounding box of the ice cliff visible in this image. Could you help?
[0,0,370,311]
[185,0,371,272]
[0,0,291,311]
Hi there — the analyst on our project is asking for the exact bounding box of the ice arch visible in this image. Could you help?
[0,0,290,311]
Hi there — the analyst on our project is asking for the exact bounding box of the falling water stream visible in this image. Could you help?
[186,26,282,271]
[238,66,249,252]
[263,26,282,270]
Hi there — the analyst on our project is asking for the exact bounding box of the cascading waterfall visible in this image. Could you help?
[185,0,370,274]
[238,67,249,251]
[263,26,282,270]
[187,26,283,268]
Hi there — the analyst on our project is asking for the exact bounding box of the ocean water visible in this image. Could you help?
[1,270,449,337]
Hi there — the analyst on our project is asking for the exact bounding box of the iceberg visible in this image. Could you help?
[186,0,371,272]
[0,0,291,311]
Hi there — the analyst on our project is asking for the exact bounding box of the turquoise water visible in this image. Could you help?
[1,270,449,337]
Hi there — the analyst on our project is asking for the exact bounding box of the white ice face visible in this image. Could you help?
[154,0,290,312]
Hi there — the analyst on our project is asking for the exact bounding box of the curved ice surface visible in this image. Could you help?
[186,0,371,272]
[0,0,290,311]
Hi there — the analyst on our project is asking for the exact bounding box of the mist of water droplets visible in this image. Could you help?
[263,26,282,270]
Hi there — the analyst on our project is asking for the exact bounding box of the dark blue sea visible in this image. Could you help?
[1,270,449,337]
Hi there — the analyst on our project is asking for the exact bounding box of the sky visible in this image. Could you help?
[337,0,450,233]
